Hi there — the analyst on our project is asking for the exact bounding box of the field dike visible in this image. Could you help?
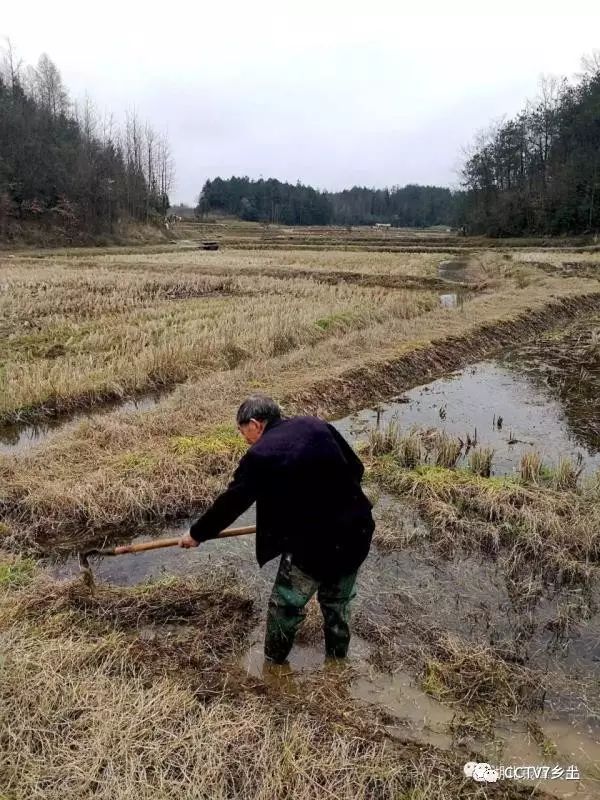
[191,264,479,291]
[287,292,600,417]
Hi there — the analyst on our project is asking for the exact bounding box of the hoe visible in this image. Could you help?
[79,524,256,588]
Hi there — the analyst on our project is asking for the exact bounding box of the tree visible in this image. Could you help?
[34,53,69,117]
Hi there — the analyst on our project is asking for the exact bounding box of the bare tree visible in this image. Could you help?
[35,53,69,117]
[580,50,600,77]
[1,38,23,90]
[0,43,174,240]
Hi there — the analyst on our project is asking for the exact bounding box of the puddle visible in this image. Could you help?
[337,360,600,475]
[51,506,260,586]
[479,718,600,799]
[355,669,600,791]
[438,258,468,282]
[0,394,164,456]
[505,333,600,453]
[241,630,373,677]
[351,669,455,749]
[53,499,600,679]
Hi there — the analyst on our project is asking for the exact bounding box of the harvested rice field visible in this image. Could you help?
[1,226,600,799]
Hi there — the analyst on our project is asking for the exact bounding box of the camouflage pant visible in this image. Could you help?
[264,553,358,663]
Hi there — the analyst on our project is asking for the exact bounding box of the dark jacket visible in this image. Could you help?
[190,416,374,579]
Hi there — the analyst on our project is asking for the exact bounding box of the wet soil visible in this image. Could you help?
[503,317,600,453]
[438,258,469,280]
[293,292,600,419]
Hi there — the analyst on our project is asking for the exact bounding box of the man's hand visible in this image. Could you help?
[179,532,200,548]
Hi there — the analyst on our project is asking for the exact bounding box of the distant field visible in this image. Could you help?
[174,219,600,251]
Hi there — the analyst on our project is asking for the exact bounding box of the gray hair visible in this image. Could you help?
[236,395,282,426]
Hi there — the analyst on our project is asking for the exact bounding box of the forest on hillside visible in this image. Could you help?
[197,177,461,228]
[462,55,600,236]
[0,43,173,242]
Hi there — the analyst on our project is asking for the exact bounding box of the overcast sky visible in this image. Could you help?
[3,1,600,203]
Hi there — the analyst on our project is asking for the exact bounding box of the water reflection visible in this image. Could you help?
[337,361,600,476]
[0,393,164,455]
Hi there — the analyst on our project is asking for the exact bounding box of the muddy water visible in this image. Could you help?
[437,259,472,311]
[438,258,469,282]
[0,394,164,455]
[508,335,600,452]
[237,527,600,799]
[337,360,600,475]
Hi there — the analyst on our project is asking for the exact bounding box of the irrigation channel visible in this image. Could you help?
[0,394,164,455]
[49,320,600,799]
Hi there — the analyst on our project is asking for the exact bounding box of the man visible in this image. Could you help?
[180,394,374,664]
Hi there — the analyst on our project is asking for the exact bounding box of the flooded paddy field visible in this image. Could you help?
[1,238,600,799]
[340,358,600,477]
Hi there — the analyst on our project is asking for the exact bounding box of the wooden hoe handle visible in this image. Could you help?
[111,524,256,556]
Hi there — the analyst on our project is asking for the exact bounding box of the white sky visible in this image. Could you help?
[3,1,599,203]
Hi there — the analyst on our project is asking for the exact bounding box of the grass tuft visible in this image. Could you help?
[421,633,544,713]
[0,556,37,589]
[114,451,158,474]
[365,420,403,456]
[552,456,582,491]
[519,451,543,484]
[368,433,600,593]
[468,446,494,477]
[430,431,463,468]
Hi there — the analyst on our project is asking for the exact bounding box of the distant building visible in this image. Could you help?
[374,223,391,228]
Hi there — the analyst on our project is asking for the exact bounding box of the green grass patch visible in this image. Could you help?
[0,558,36,589]
[370,459,520,494]
[113,452,158,474]
[314,310,362,331]
[422,661,447,700]
[171,424,247,457]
